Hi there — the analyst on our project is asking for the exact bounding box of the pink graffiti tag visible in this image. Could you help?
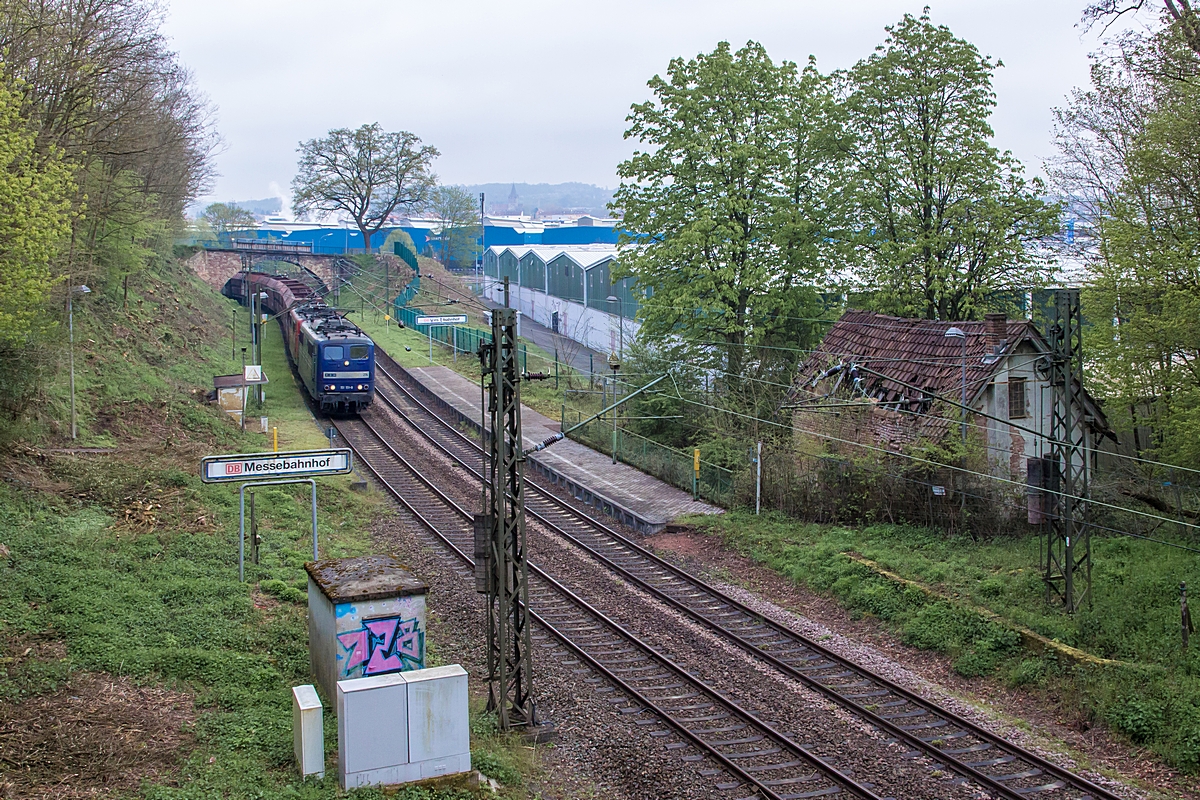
[364,618,403,674]
[336,629,369,672]
[336,615,424,678]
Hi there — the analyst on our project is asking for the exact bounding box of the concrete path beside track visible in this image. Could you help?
[405,365,721,532]
[479,295,607,379]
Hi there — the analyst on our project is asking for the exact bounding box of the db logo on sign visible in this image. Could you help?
[225,463,243,475]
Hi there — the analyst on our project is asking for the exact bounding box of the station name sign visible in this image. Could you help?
[415,314,468,326]
[200,448,353,483]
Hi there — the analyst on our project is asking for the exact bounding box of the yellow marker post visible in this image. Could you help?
[273,426,278,453]
[693,448,701,500]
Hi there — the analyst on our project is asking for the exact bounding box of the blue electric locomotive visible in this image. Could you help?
[223,271,375,414]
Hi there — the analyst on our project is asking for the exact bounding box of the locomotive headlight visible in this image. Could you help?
[344,360,350,366]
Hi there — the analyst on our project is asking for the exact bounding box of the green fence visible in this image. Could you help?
[393,241,419,271]
[391,302,505,363]
[564,410,736,508]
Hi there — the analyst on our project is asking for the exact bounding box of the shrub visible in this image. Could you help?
[902,602,1021,676]
[260,579,306,604]
[1109,696,1164,744]
[1007,658,1045,688]
[471,748,521,786]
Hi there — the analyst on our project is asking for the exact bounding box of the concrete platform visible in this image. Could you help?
[404,366,721,532]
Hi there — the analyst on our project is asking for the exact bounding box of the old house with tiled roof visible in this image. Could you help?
[787,310,1113,480]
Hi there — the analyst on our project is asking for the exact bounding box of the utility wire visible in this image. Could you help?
[655,387,1200,534]
[612,351,1200,482]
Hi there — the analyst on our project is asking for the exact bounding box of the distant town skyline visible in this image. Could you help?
[165,1,1144,208]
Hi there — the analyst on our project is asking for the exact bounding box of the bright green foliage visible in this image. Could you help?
[0,74,74,346]
[381,227,418,258]
[428,185,482,268]
[614,42,843,378]
[685,510,1200,770]
[200,202,258,239]
[83,166,175,303]
[842,11,1059,320]
[1055,28,1200,466]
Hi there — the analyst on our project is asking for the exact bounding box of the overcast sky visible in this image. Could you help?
[163,1,1142,208]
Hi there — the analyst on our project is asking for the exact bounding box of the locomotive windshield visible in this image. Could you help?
[350,345,369,360]
[323,346,343,360]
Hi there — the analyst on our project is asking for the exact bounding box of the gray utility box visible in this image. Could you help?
[337,665,471,789]
[306,555,429,704]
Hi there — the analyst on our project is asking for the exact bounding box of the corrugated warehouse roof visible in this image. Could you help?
[487,244,616,270]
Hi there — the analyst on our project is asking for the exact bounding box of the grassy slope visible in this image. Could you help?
[0,258,533,798]
[686,510,1200,774]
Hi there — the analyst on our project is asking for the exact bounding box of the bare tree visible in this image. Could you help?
[0,0,218,283]
[1084,1,1200,54]
[291,123,438,254]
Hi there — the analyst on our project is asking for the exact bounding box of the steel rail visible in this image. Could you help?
[331,412,880,800]
[370,351,1126,800]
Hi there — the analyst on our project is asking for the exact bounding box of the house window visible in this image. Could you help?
[1008,377,1027,419]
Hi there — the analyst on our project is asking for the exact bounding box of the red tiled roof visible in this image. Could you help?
[792,310,1036,404]
[788,309,1112,446]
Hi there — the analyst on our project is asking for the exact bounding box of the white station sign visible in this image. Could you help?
[200,448,353,483]
[415,314,468,326]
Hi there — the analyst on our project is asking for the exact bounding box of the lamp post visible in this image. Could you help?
[608,352,621,464]
[254,291,268,407]
[606,293,624,361]
[943,326,967,444]
[68,284,91,439]
[944,326,968,513]
[240,347,248,432]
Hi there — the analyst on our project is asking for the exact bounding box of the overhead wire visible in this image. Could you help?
[610,346,1200,482]
[356,262,1200,491]
[334,264,1200,542]
[648,383,1200,535]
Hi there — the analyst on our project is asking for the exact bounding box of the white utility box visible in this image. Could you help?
[404,666,471,778]
[336,664,470,789]
[292,684,325,779]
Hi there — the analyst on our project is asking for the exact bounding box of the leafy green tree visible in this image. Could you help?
[200,202,257,239]
[614,41,844,380]
[292,123,438,254]
[0,73,74,346]
[380,227,418,260]
[427,186,481,268]
[843,11,1059,321]
[1054,26,1200,465]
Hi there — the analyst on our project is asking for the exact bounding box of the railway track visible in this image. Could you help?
[367,350,1126,800]
[331,411,881,800]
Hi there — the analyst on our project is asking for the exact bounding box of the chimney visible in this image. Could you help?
[984,312,1007,352]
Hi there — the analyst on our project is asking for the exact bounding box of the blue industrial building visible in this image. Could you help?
[225,215,621,258]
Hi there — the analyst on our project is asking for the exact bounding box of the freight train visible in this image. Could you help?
[223,271,375,414]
